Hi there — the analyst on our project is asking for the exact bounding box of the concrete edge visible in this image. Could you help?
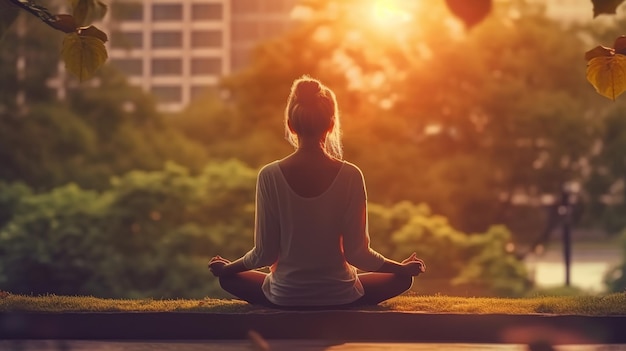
[1,311,625,344]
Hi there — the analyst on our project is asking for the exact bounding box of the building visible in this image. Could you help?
[102,0,297,112]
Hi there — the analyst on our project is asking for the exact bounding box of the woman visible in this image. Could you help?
[208,76,425,308]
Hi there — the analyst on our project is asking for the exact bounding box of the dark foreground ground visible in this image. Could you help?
[1,311,626,345]
[2,340,626,351]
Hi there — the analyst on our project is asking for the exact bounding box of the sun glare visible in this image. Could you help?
[368,0,413,28]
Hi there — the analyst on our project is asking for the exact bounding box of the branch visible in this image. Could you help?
[7,0,75,33]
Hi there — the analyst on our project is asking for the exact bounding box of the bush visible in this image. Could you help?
[0,162,531,298]
[0,160,255,298]
[369,202,530,297]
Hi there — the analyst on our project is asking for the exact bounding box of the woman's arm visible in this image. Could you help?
[240,169,280,270]
[342,167,426,275]
[208,256,249,276]
[341,168,387,271]
[375,254,426,276]
[209,169,280,277]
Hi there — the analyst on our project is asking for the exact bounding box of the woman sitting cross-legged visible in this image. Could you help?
[208,76,426,309]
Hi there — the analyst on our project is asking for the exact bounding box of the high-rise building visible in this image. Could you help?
[102,0,298,112]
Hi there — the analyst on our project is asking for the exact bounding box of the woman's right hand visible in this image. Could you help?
[401,252,426,276]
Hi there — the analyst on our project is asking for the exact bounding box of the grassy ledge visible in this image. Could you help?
[1,293,625,315]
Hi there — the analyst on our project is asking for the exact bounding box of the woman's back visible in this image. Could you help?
[250,159,384,306]
[277,152,343,198]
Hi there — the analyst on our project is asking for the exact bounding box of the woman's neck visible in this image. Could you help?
[294,138,328,157]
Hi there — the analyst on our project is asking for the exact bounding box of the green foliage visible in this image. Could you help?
[604,230,626,292]
[0,57,209,190]
[369,202,530,297]
[0,162,530,298]
[170,92,291,166]
[0,160,257,298]
[586,105,626,234]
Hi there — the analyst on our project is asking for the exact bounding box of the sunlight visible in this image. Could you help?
[367,0,413,28]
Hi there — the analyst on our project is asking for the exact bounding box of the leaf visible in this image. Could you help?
[0,1,20,42]
[50,14,78,33]
[591,0,626,17]
[585,45,614,62]
[69,0,108,26]
[586,54,626,100]
[444,0,492,29]
[62,32,108,81]
[79,25,108,43]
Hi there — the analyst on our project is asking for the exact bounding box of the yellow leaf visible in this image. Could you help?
[586,54,626,100]
[62,32,107,81]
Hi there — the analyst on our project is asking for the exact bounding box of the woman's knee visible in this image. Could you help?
[395,274,414,293]
[218,275,237,291]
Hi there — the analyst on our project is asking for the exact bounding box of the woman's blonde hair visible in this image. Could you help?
[284,75,343,159]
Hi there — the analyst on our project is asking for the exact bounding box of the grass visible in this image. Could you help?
[1,292,625,315]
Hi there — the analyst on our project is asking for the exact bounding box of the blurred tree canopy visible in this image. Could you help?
[179,0,621,240]
[604,229,626,292]
[0,161,530,298]
[0,13,208,191]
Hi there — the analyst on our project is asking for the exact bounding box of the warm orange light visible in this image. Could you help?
[368,0,413,28]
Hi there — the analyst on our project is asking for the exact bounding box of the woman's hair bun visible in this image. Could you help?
[294,79,321,105]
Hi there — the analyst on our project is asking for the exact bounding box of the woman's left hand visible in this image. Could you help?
[208,255,231,277]
[401,252,426,273]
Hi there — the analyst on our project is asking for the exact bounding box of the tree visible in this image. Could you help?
[217,0,605,239]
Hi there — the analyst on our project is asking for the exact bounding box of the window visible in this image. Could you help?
[110,58,143,76]
[152,32,182,48]
[191,31,222,48]
[110,31,143,49]
[152,4,183,21]
[151,86,182,103]
[191,57,222,75]
[191,3,222,20]
[151,59,182,75]
[231,1,260,15]
[111,2,143,21]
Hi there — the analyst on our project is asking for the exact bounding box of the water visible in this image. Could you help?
[524,245,622,292]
